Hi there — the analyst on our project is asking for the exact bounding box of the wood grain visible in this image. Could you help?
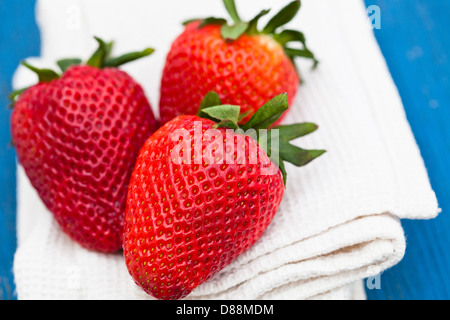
[363,0,450,300]
[0,0,40,300]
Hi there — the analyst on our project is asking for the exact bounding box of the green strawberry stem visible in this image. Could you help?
[9,62,60,104]
[9,36,154,104]
[57,58,83,73]
[184,0,318,67]
[246,9,271,36]
[103,48,155,68]
[198,91,326,186]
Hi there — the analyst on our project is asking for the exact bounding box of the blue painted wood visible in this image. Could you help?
[363,0,450,300]
[1,0,449,300]
[0,0,40,300]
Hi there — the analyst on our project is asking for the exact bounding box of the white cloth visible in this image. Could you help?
[13,0,440,300]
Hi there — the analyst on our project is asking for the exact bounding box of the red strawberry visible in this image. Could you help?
[10,38,158,253]
[124,92,324,299]
[159,0,318,126]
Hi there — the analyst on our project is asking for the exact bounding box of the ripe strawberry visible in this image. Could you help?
[124,92,324,299]
[10,38,158,253]
[159,0,318,126]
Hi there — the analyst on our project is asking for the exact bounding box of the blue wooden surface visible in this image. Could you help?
[0,0,448,300]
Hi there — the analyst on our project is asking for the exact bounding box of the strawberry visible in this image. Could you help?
[124,92,324,300]
[10,38,158,253]
[159,0,318,126]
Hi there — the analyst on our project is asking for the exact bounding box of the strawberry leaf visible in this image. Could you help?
[10,62,59,103]
[274,123,319,141]
[201,104,241,124]
[265,124,325,186]
[199,17,227,28]
[21,61,60,83]
[104,48,155,67]
[241,93,289,130]
[86,37,108,68]
[221,21,249,41]
[274,29,319,68]
[86,36,153,69]
[214,119,240,130]
[278,142,326,167]
[57,58,82,72]
[284,47,319,69]
[196,92,325,188]
[104,40,115,60]
[182,18,200,26]
[187,0,317,67]
[278,159,287,185]
[197,91,223,118]
[223,0,241,23]
[247,9,271,35]
[9,87,30,103]
[273,29,306,46]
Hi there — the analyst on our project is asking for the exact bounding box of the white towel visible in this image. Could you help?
[12,0,440,300]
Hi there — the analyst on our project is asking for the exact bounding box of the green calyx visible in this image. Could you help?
[197,91,326,186]
[85,37,154,69]
[9,37,154,104]
[184,0,318,68]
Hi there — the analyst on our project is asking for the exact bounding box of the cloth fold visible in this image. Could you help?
[13,0,439,300]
